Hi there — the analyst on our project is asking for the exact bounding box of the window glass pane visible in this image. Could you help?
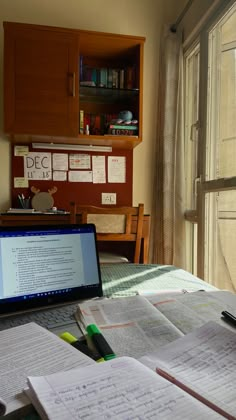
[184,45,200,209]
[184,44,200,274]
[219,48,236,177]
[221,9,236,44]
[204,191,236,292]
[207,4,236,180]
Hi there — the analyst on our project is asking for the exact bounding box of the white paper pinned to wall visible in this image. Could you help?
[92,156,106,183]
[108,156,126,183]
[24,152,52,180]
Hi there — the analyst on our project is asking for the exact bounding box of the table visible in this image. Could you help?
[100,264,218,297]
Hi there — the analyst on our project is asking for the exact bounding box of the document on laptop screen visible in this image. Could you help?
[0,227,100,302]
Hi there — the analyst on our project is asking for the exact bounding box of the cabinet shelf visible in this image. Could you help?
[78,134,141,149]
[4,22,145,149]
[80,85,139,104]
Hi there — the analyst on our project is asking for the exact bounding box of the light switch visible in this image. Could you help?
[101,193,117,205]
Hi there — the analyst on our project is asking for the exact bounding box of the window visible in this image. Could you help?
[184,1,236,291]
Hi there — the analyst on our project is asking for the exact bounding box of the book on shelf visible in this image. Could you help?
[125,65,136,89]
[119,68,125,89]
[107,125,138,136]
[112,68,119,88]
[7,208,36,213]
[108,124,138,130]
[79,110,84,134]
[82,113,118,135]
[107,68,113,88]
[99,68,108,87]
[25,322,236,419]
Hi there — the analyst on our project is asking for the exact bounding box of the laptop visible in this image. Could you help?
[0,223,103,335]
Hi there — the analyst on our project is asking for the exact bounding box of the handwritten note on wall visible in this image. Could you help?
[92,156,106,184]
[108,156,126,183]
[22,152,127,184]
[24,152,52,180]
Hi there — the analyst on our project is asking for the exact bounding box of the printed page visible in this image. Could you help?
[140,321,236,419]
[27,356,223,420]
[78,296,183,358]
[146,290,236,334]
[0,322,95,415]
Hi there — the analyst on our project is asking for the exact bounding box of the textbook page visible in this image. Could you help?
[78,296,183,358]
[26,356,223,420]
[146,290,236,334]
[0,322,95,416]
[140,321,236,419]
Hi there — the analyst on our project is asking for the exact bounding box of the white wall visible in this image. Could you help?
[0,0,185,213]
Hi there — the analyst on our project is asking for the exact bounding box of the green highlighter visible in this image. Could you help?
[86,324,116,361]
[60,331,104,362]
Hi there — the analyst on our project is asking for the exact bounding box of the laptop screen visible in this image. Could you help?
[0,224,102,314]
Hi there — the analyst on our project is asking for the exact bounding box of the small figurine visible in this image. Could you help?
[31,186,58,211]
[118,110,133,122]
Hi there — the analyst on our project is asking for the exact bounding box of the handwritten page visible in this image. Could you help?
[0,322,95,415]
[14,145,29,156]
[140,321,236,419]
[27,356,222,420]
[14,177,29,188]
[24,152,52,180]
[78,296,183,358]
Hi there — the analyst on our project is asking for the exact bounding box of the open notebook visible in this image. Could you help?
[25,322,236,419]
[0,223,102,334]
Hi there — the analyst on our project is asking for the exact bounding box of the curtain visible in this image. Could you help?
[151,26,186,268]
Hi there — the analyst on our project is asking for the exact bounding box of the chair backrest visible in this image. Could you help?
[70,203,144,263]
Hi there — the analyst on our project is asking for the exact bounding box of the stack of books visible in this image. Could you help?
[107,123,138,136]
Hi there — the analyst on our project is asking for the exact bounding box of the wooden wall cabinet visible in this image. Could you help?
[3,22,145,149]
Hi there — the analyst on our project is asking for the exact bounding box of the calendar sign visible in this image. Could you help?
[24,152,52,180]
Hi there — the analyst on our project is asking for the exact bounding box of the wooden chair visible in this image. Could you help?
[70,203,144,263]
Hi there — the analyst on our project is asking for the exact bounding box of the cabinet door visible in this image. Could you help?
[4,23,79,136]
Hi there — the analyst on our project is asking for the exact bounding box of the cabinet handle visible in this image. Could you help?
[68,72,76,97]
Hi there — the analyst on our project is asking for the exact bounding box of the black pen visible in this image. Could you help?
[221,310,236,326]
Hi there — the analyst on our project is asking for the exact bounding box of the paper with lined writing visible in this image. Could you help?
[140,321,236,419]
[27,356,223,419]
[0,322,94,415]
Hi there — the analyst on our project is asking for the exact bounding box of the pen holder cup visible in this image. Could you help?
[18,197,31,209]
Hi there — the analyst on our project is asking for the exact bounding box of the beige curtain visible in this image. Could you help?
[151,26,186,268]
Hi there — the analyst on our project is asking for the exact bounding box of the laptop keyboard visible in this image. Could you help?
[0,303,79,331]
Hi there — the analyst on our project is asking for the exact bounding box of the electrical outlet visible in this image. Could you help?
[101,193,117,205]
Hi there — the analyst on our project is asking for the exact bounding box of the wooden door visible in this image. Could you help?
[4,22,79,137]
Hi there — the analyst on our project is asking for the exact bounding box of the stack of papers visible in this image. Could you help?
[0,322,95,416]
[25,322,236,419]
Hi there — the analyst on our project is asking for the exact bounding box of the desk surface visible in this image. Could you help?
[101,264,218,297]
